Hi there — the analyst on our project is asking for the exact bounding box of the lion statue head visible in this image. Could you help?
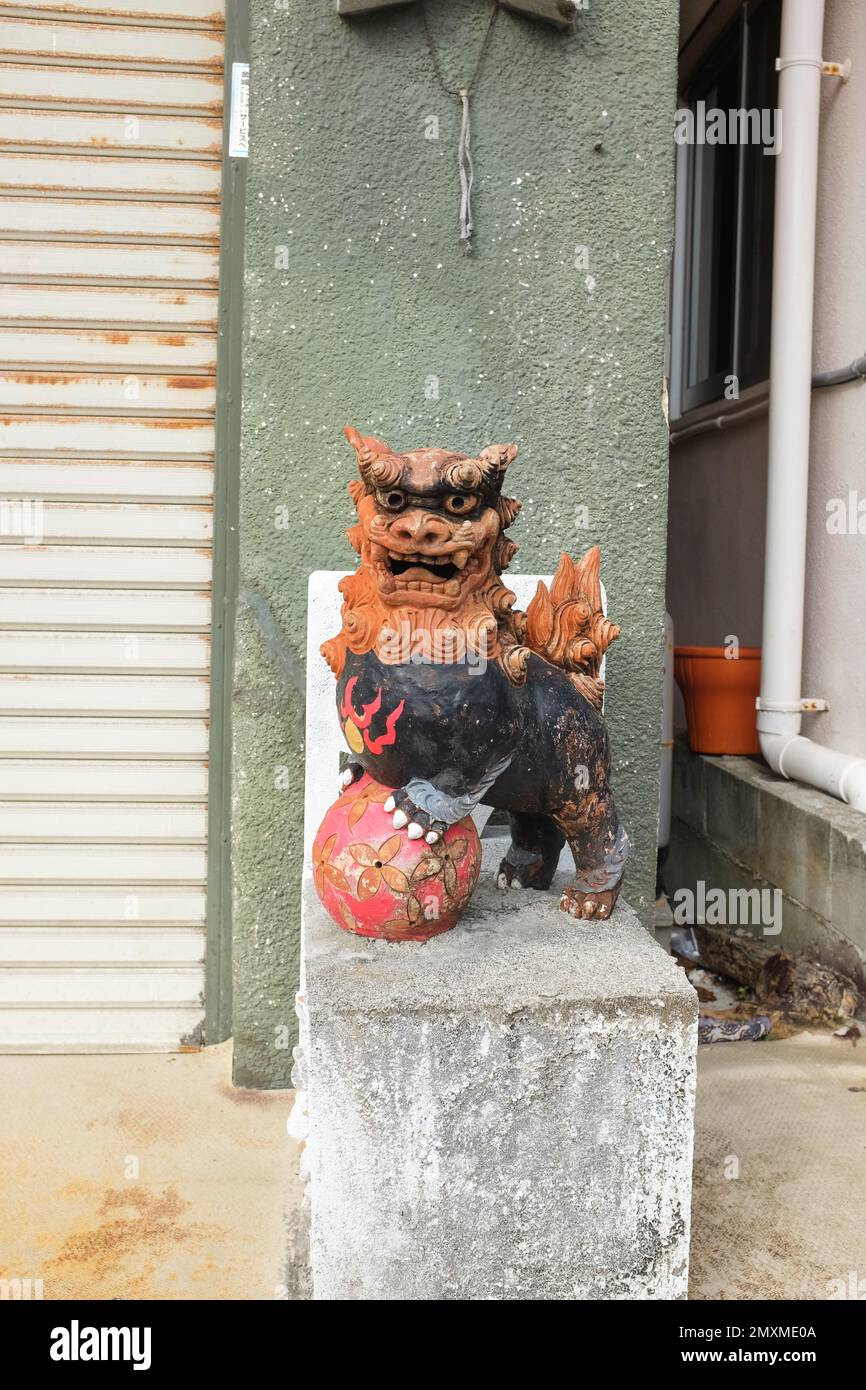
[321,426,524,677]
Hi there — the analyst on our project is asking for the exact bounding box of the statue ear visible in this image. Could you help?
[344,424,364,456]
[344,424,391,471]
[343,424,402,489]
[476,443,518,488]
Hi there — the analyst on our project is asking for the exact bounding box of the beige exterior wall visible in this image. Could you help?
[667,0,866,757]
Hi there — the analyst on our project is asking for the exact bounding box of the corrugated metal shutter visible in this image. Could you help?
[0,0,225,1050]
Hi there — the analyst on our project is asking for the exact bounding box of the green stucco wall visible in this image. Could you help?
[233,0,678,1086]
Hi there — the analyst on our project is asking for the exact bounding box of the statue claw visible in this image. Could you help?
[559,883,621,922]
[496,853,551,892]
[388,787,454,842]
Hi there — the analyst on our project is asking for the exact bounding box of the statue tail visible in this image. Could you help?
[522,546,620,709]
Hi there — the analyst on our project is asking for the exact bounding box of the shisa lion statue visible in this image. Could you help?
[321,426,629,922]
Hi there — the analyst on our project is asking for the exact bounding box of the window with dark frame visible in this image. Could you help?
[670,0,782,418]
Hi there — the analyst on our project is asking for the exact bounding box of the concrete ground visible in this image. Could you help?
[0,1041,307,1301]
[690,1030,866,1300]
[1,1031,864,1300]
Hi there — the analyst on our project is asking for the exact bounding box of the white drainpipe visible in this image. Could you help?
[757,0,866,812]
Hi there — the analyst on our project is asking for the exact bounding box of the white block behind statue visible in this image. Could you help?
[297,571,697,1300]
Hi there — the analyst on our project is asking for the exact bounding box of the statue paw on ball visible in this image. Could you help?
[313,771,481,942]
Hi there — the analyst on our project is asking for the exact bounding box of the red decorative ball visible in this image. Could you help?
[312,773,481,942]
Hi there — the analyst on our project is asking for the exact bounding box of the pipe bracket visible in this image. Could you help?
[755,697,829,714]
[775,55,851,81]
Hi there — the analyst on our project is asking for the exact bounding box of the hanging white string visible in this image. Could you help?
[457,90,474,251]
[422,3,499,253]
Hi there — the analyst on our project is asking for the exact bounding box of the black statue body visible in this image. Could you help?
[323,427,629,919]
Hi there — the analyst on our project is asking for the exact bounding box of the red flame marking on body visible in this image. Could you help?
[340,676,382,729]
[364,699,405,754]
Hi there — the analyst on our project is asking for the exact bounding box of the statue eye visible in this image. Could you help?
[443,493,477,515]
[376,488,406,512]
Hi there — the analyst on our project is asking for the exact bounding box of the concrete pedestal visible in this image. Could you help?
[297,841,697,1301]
[296,574,697,1299]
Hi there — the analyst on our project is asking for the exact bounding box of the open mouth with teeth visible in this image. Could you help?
[381,549,471,595]
[387,553,460,582]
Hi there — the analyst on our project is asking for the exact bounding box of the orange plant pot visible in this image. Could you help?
[674,645,761,756]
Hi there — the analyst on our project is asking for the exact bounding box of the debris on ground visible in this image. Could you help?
[669,932,744,1025]
[692,926,861,1027]
[688,967,719,1003]
[671,926,699,961]
[667,925,864,1043]
[699,1015,772,1044]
